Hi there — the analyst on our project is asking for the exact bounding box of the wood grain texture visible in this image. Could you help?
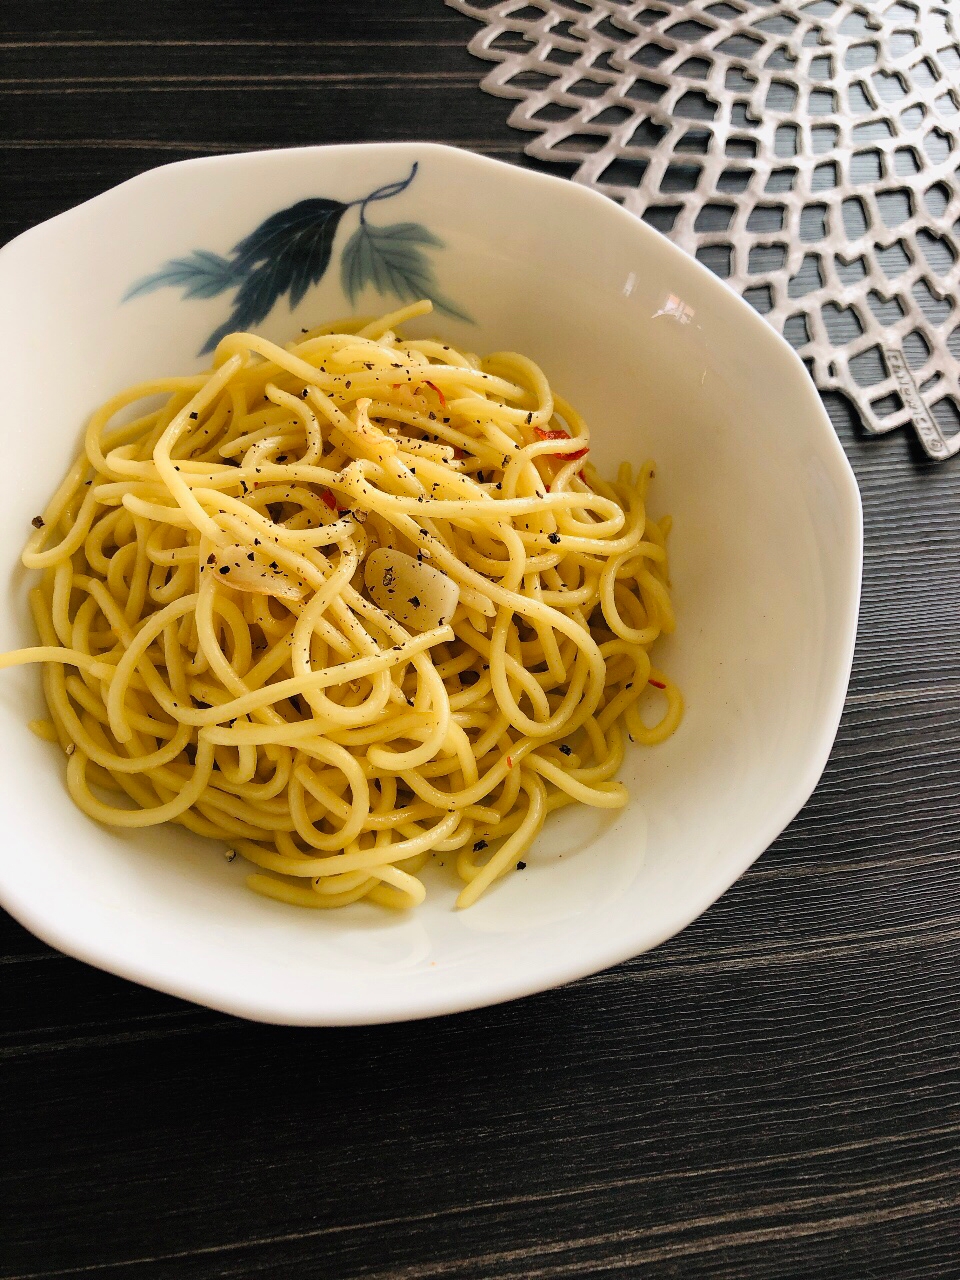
[1,2,959,1277]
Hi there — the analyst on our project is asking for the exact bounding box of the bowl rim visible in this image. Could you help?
[0,141,863,1024]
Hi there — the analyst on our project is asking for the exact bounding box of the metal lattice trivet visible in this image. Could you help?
[448,0,960,459]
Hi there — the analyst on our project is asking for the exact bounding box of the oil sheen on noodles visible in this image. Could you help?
[0,300,682,911]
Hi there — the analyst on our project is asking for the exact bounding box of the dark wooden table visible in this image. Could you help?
[2,4,959,1277]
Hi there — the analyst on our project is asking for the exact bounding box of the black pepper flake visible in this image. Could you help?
[547,533,561,545]
[206,553,216,564]
[247,552,255,561]
[276,454,288,463]
[559,744,572,756]
[494,482,502,490]
[219,565,230,574]
[625,682,633,689]
[254,538,260,546]
[345,381,351,389]
[408,596,421,607]
[526,413,533,425]
[301,389,309,398]
[473,840,488,852]
[189,411,199,420]
[516,861,527,870]
[269,561,279,571]
[31,515,44,529]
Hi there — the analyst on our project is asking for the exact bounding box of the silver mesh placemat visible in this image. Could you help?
[448,0,960,459]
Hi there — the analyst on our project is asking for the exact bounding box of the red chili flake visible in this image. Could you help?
[648,678,667,689]
[423,380,447,408]
[320,489,337,510]
[506,755,514,769]
[533,426,589,461]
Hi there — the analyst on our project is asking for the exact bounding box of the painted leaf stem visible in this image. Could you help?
[123,161,471,352]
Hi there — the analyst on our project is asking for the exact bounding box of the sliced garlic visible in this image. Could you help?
[212,544,304,602]
[329,397,398,464]
[364,547,460,632]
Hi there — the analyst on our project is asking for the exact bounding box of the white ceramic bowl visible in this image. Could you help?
[0,143,861,1024]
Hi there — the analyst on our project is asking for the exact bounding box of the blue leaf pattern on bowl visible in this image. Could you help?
[123,162,471,352]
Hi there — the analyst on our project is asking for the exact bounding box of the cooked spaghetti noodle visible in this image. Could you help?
[0,300,681,910]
